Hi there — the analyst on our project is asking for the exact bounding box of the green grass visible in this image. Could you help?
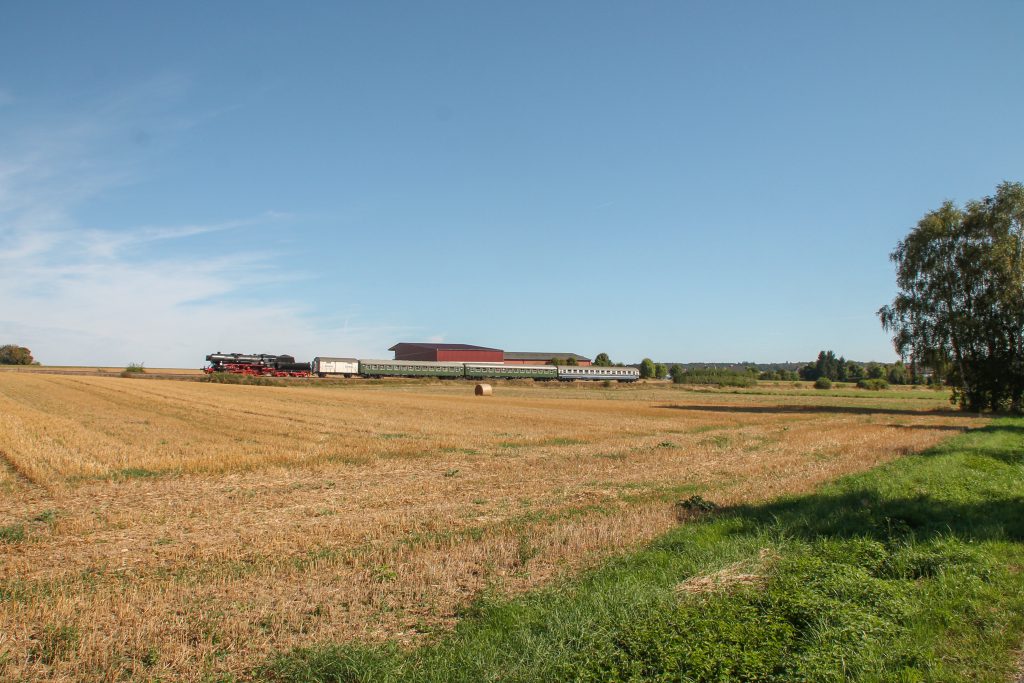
[542,437,586,447]
[0,523,26,544]
[258,419,1024,683]
[33,509,57,523]
[113,467,161,480]
[501,438,586,449]
[28,624,80,665]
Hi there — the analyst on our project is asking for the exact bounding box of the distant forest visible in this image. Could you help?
[655,361,807,373]
[646,351,923,387]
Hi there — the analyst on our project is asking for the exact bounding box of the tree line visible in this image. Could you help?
[797,350,916,385]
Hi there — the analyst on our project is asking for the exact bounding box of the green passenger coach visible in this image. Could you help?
[358,359,464,378]
[463,363,558,380]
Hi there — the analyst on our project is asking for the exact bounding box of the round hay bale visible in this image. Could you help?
[475,383,493,396]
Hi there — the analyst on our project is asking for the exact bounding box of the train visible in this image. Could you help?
[204,352,640,382]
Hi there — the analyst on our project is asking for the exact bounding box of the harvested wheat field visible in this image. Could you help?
[0,373,985,681]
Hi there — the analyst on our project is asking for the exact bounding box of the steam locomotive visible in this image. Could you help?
[204,352,313,377]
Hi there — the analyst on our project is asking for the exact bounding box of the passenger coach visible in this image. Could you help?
[557,365,640,382]
[464,363,558,380]
[358,359,464,378]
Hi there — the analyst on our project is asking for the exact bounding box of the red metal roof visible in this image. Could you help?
[388,343,503,352]
[505,352,592,361]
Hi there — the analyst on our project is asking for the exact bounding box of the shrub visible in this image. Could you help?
[670,364,686,382]
[760,370,799,381]
[124,362,146,373]
[674,495,720,523]
[675,495,719,513]
[866,363,885,380]
[858,378,889,391]
[672,369,756,388]
[814,377,832,390]
[201,372,281,386]
[0,344,34,365]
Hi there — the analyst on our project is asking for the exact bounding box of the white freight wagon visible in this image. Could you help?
[312,357,359,377]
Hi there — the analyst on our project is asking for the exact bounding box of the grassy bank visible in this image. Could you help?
[261,418,1024,683]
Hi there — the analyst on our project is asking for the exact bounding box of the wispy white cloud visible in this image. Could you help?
[76,216,271,260]
[0,78,405,367]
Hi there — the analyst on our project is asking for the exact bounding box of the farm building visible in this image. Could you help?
[388,343,592,366]
[389,342,504,363]
[504,352,592,366]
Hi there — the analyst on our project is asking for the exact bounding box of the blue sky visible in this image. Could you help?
[1,2,1021,367]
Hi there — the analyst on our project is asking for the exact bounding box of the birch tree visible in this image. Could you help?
[879,182,1024,412]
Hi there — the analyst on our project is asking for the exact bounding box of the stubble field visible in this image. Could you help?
[0,373,984,681]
